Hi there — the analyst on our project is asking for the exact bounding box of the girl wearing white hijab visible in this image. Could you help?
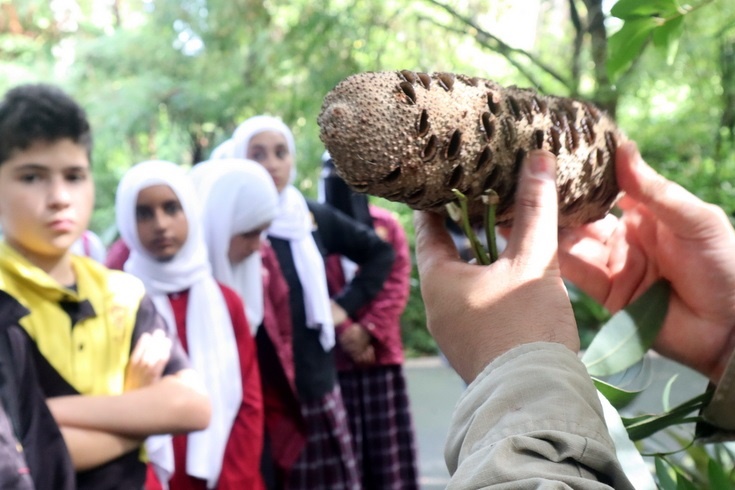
[191,159,307,488]
[115,160,265,490]
[230,116,396,490]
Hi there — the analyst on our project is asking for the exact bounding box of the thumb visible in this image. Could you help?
[506,150,559,269]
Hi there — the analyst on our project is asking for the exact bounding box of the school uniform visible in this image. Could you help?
[269,199,395,490]
[190,159,306,488]
[326,205,419,490]
[0,289,75,490]
[0,242,190,490]
[116,160,265,490]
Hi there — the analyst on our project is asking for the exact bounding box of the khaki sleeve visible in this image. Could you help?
[445,342,634,490]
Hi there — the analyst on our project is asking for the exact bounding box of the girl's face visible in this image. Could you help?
[228,225,268,264]
[247,131,292,193]
[135,184,188,262]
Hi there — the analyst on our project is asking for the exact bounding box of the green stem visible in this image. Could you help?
[482,190,499,263]
[450,189,490,265]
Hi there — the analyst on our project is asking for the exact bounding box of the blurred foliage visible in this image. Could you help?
[1,0,734,359]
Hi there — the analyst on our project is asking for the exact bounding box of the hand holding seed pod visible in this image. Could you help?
[318,70,625,227]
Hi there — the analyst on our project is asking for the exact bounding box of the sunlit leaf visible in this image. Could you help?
[611,0,680,19]
[607,17,660,82]
[582,280,670,377]
[653,15,685,64]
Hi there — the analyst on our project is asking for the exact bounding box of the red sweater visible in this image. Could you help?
[259,244,306,471]
[147,284,265,490]
[326,205,411,369]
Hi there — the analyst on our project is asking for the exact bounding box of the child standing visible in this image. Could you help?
[0,84,211,489]
[320,153,419,490]
[115,160,264,490]
[191,159,306,488]
[230,115,396,490]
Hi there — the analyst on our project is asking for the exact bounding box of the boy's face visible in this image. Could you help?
[0,138,94,262]
[135,184,189,262]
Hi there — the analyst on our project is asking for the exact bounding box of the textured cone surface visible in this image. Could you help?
[318,70,624,226]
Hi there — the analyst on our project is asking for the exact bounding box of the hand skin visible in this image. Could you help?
[415,150,578,384]
[339,323,372,355]
[124,330,172,391]
[558,142,735,383]
[331,300,349,326]
[47,370,211,439]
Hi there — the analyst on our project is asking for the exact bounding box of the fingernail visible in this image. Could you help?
[528,150,555,181]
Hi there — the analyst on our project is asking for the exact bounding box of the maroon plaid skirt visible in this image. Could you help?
[286,384,360,490]
[338,365,419,490]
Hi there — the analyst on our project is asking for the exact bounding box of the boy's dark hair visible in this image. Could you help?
[0,83,92,166]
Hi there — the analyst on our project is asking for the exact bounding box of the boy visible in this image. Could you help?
[0,83,211,489]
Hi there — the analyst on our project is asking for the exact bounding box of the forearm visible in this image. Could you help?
[49,371,210,438]
[446,343,634,489]
[59,426,142,471]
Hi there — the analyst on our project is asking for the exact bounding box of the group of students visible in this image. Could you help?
[0,83,420,490]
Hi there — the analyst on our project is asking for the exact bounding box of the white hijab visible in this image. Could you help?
[231,116,335,351]
[115,160,242,488]
[190,159,279,333]
[209,139,234,160]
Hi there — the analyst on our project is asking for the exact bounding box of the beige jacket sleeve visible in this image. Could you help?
[445,342,635,489]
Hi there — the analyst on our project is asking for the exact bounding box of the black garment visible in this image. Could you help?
[269,199,394,401]
[0,290,75,490]
[28,294,189,490]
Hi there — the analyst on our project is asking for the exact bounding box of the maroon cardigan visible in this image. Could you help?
[326,205,411,370]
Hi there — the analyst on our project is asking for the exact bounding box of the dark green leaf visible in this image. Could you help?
[611,0,680,19]
[676,473,698,490]
[592,377,642,408]
[582,280,670,376]
[607,17,660,82]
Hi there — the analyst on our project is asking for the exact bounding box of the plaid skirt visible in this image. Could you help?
[286,385,360,490]
[338,365,419,490]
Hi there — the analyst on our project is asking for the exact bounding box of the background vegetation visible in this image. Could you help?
[1,0,734,357]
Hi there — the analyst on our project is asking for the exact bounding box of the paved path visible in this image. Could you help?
[404,354,708,490]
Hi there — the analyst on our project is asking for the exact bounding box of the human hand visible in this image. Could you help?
[415,150,578,384]
[558,142,735,383]
[331,300,349,326]
[124,330,172,391]
[352,345,376,366]
[338,323,372,358]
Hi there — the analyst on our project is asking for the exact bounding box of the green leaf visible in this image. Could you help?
[653,15,685,64]
[656,458,677,490]
[611,0,680,20]
[661,374,679,412]
[606,17,660,82]
[592,377,642,408]
[676,473,698,490]
[707,458,731,489]
[582,280,670,376]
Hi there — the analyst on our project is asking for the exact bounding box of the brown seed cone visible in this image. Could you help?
[318,70,625,227]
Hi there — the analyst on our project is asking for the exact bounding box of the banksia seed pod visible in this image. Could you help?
[318,70,624,227]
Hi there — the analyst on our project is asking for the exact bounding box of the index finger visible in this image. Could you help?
[414,211,461,280]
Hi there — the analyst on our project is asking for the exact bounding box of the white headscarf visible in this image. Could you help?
[209,139,234,160]
[115,160,242,488]
[231,116,335,351]
[189,159,279,333]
